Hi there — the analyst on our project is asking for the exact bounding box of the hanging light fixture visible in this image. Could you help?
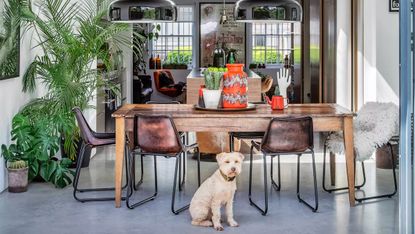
[219,0,228,25]
[233,0,303,23]
[108,0,177,23]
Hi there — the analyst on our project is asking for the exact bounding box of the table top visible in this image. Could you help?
[112,104,353,119]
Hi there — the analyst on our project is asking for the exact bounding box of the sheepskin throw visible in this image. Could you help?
[326,102,399,161]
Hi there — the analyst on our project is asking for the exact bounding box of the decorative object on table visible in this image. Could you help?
[390,0,399,12]
[0,145,29,193]
[213,42,226,68]
[324,102,399,202]
[200,3,246,67]
[265,85,288,110]
[198,85,206,108]
[195,103,256,112]
[109,0,177,23]
[222,64,248,108]
[249,117,318,215]
[233,0,303,23]
[261,75,274,101]
[202,67,226,108]
[0,0,20,80]
[276,68,292,106]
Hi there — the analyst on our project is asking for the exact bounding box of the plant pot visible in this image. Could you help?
[223,64,248,108]
[7,167,28,193]
[202,89,222,108]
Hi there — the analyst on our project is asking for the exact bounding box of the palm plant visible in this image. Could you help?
[0,0,20,78]
[21,0,145,160]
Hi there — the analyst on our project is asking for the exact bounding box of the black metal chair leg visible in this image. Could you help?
[133,154,144,191]
[229,133,235,152]
[322,144,366,193]
[355,143,398,203]
[270,155,281,191]
[171,156,190,215]
[127,155,158,209]
[297,152,319,212]
[248,145,268,216]
[73,143,129,202]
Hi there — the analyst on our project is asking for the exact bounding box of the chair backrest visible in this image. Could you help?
[261,116,314,153]
[134,114,183,155]
[154,70,174,91]
[72,107,95,145]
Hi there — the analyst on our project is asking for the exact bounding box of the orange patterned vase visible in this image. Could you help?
[222,64,248,108]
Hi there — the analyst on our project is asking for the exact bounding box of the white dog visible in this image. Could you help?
[190,152,244,231]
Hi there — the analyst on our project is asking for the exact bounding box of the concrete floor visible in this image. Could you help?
[0,146,399,234]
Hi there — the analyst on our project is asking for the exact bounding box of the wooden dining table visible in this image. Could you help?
[112,103,356,208]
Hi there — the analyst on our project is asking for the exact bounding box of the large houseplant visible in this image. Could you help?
[20,0,145,160]
[1,107,74,188]
[0,0,146,188]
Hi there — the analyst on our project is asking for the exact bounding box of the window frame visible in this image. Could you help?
[148,5,195,69]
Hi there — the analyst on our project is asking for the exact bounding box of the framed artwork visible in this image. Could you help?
[199,3,246,67]
[390,0,399,12]
[0,0,20,80]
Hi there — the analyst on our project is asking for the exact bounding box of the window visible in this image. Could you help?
[251,23,300,66]
[151,6,193,67]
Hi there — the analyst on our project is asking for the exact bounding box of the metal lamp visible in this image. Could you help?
[233,0,303,23]
[108,0,177,23]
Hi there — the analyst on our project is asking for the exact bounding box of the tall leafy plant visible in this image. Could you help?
[0,0,20,78]
[20,0,145,159]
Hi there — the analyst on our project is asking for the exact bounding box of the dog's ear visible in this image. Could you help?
[238,153,245,161]
[216,153,225,163]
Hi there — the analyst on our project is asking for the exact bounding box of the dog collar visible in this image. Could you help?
[220,170,236,182]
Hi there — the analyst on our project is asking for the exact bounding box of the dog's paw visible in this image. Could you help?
[228,220,239,227]
[214,225,224,231]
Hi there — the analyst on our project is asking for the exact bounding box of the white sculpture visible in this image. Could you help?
[276,68,292,99]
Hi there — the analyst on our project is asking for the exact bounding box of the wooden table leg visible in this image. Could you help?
[343,116,355,207]
[330,152,336,186]
[115,117,125,208]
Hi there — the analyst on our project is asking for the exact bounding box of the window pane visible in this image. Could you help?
[151,6,194,66]
[252,22,296,65]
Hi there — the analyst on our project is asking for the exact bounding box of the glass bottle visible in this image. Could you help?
[213,42,226,68]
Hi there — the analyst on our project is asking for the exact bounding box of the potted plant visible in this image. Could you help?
[1,109,74,188]
[19,0,146,165]
[203,67,226,108]
[1,147,29,193]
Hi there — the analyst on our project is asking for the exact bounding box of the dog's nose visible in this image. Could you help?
[231,167,236,172]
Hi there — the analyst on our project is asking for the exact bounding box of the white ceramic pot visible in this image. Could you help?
[202,89,222,108]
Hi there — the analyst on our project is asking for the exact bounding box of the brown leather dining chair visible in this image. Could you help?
[249,116,318,215]
[72,107,129,202]
[126,114,201,214]
[131,101,187,192]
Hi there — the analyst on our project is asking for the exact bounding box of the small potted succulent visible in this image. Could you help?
[1,145,29,193]
[203,67,227,108]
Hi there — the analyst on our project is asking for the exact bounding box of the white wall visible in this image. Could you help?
[363,0,399,105]
[336,0,352,110]
[0,29,41,191]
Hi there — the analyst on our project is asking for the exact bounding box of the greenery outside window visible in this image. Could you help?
[150,6,193,69]
[251,23,301,67]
